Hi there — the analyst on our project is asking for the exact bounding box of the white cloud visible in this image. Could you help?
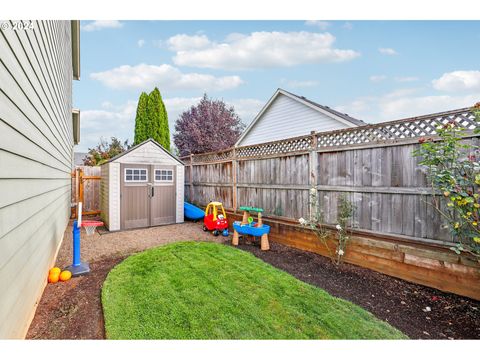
[379,47,398,56]
[380,93,480,120]
[137,39,145,48]
[281,79,319,88]
[304,21,330,30]
[432,70,480,92]
[335,88,480,123]
[81,20,124,32]
[395,76,419,83]
[369,75,387,83]
[77,97,264,151]
[79,100,137,151]
[170,31,360,70]
[167,34,211,51]
[90,63,243,91]
[165,97,263,126]
[342,22,353,30]
[226,98,264,124]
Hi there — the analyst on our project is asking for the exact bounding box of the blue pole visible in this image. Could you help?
[66,220,89,276]
[72,220,81,266]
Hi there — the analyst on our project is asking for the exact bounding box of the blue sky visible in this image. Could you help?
[75,20,480,151]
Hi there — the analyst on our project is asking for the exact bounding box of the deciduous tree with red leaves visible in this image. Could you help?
[173,94,245,156]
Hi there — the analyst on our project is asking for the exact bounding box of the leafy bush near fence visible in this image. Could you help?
[414,103,480,258]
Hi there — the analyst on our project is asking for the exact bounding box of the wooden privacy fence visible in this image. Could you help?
[182,107,480,299]
[71,166,101,218]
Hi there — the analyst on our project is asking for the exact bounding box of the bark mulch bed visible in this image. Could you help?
[236,241,480,340]
[27,223,479,339]
[26,256,124,339]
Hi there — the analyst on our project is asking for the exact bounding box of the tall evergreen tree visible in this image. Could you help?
[147,87,170,150]
[133,87,170,149]
[159,93,170,150]
[146,88,160,143]
[133,92,149,145]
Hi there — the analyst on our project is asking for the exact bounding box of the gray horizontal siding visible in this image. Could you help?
[0,20,74,338]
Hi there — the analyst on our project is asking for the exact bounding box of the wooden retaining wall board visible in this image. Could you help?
[183,109,480,300]
[223,211,480,300]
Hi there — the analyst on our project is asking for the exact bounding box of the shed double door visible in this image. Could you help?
[120,164,176,230]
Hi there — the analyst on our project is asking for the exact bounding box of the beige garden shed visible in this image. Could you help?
[100,139,184,231]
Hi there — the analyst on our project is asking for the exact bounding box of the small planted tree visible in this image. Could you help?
[413,103,480,259]
[173,94,245,156]
[83,137,130,166]
[299,189,354,265]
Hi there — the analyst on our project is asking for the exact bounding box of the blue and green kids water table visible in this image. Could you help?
[232,206,270,250]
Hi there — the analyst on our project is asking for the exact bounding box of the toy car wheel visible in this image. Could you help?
[212,230,220,236]
[222,229,229,236]
[203,225,208,231]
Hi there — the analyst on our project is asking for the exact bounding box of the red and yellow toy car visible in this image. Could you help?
[203,201,229,236]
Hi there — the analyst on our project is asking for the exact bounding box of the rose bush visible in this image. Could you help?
[414,103,480,259]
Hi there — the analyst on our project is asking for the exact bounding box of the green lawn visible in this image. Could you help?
[102,242,407,339]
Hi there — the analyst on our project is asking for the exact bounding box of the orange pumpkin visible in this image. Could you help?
[49,267,61,275]
[48,272,60,283]
[59,270,72,282]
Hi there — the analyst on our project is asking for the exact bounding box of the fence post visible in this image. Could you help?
[232,148,238,213]
[78,168,84,212]
[309,131,318,220]
[189,154,194,203]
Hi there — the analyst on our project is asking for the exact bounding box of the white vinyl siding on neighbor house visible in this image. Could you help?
[237,93,352,147]
[0,21,76,338]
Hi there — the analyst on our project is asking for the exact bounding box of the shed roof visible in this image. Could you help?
[104,138,184,165]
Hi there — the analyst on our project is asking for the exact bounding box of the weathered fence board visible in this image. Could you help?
[183,107,478,247]
[71,166,101,216]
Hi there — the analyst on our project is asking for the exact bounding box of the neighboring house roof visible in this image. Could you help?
[104,138,184,165]
[235,88,367,146]
[280,89,366,127]
[74,152,87,166]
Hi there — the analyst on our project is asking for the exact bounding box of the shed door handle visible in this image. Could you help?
[151,187,154,197]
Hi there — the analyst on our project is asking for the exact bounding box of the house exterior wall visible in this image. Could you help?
[237,93,351,147]
[0,21,76,338]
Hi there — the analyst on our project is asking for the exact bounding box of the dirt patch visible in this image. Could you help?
[235,240,480,340]
[27,220,479,339]
[26,256,124,339]
[26,220,223,339]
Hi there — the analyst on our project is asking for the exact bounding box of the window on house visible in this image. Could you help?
[125,168,148,182]
[155,169,173,182]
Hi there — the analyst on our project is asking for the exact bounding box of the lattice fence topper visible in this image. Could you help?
[316,108,477,148]
[190,148,234,163]
[236,135,312,158]
[181,107,478,163]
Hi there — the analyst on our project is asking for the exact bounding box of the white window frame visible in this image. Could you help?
[124,168,148,182]
[154,168,174,183]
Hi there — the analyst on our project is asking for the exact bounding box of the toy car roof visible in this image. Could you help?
[208,201,223,206]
